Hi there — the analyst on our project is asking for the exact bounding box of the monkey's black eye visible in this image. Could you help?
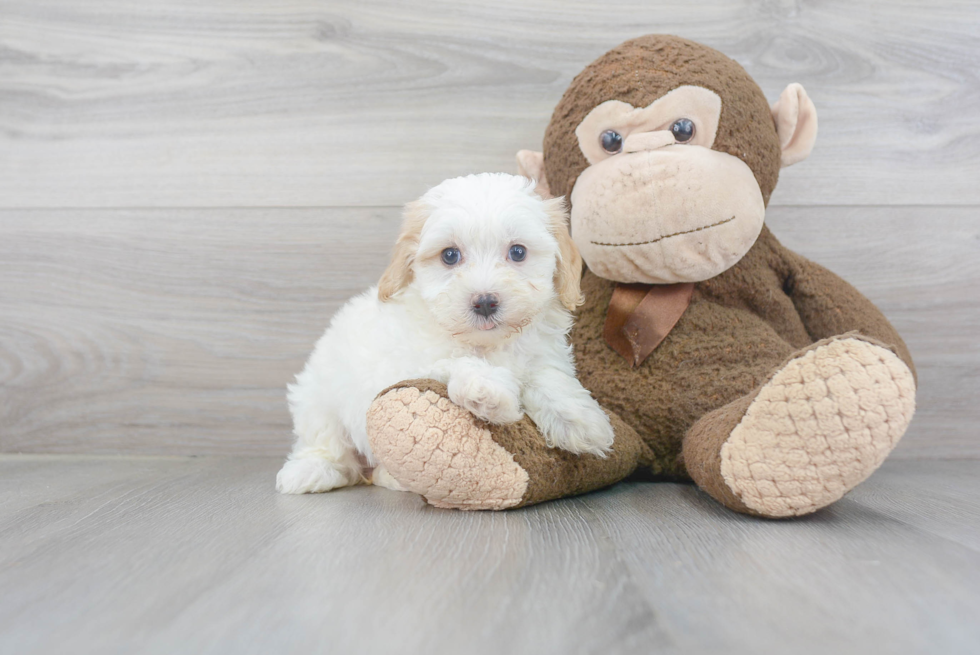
[441,247,461,266]
[600,130,623,154]
[671,118,696,143]
[509,244,527,262]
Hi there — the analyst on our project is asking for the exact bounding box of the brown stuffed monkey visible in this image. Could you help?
[364,35,916,518]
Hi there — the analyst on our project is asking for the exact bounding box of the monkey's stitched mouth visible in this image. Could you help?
[590,216,736,247]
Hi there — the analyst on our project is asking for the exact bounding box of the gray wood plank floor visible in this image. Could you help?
[1,456,978,655]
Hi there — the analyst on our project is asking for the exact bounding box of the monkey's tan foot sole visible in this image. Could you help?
[366,382,530,510]
[720,337,916,517]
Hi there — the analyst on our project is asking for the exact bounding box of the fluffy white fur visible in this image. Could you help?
[277,173,614,495]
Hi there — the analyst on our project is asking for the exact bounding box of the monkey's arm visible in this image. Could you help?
[366,379,648,510]
[781,252,916,380]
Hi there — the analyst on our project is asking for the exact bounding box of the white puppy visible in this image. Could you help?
[276,173,614,495]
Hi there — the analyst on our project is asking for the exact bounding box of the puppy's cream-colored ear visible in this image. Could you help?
[543,197,583,311]
[378,199,428,302]
[771,83,818,168]
[516,150,553,199]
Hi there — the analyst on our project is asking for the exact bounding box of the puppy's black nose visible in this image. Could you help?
[472,294,499,318]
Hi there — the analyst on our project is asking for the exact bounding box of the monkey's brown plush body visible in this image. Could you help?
[365,35,916,518]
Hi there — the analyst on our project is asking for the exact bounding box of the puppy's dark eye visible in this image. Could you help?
[600,130,623,154]
[509,244,527,262]
[671,118,695,143]
[441,247,461,266]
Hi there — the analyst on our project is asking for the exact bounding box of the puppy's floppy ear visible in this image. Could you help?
[543,196,583,311]
[378,199,429,302]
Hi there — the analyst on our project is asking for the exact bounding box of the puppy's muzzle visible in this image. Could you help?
[472,293,499,318]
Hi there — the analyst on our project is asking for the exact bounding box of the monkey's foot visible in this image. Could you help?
[685,336,916,518]
[365,379,643,510]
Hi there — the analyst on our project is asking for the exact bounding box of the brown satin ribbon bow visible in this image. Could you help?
[603,282,695,368]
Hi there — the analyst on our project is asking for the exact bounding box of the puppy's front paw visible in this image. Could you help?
[448,366,523,425]
[540,399,615,457]
[276,458,353,494]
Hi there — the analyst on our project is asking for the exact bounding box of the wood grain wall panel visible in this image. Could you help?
[1,206,975,457]
[1,0,978,208]
[0,208,402,454]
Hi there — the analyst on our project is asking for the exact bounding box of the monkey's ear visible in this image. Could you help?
[378,200,428,302]
[516,150,553,199]
[543,197,583,311]
[771,83,818,168]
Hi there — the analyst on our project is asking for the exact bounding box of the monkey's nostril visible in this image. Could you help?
[472,294,499,318]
